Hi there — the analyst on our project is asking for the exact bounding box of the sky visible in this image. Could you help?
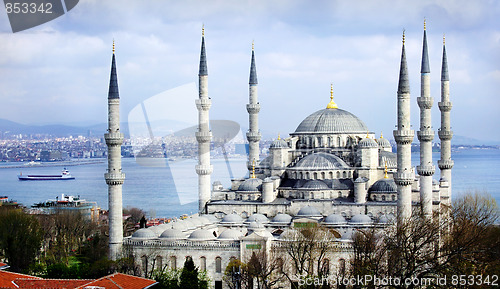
[0,0,499,142]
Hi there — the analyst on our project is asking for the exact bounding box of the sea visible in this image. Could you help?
[0,148,499,218]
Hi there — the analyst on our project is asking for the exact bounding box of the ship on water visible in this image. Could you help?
[31,194,99,220]
[17,168,75,180]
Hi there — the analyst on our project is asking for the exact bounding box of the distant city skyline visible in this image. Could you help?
[0,1,499,142]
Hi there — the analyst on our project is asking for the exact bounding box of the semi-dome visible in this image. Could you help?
[358,137,378,148]
[323,214,347,225]
[294,108,368,134]
[131,228,156,240]
[246,214,269,223]
[296,205,322,217]
[270,138,288,149]
[218,229,243,240]
[301,180,329,190]
[350,214,373,225]
[369,178,397,194]
[294,152,349,170]
[221,213,244,224]
[377,136,392,149]
[271,213,292,224]
[238,178,263,192]
[159,228,186,240]
[188,229,216,241]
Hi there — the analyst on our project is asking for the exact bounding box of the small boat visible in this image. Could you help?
[18,168,75,181]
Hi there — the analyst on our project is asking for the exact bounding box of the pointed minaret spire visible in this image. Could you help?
[108,41,119,99]
[246,41,261,172]
[398,31,410,94]
[438,33,453,207]
[105,41,125,260]
[421,20,430,73]
[417,21,435,219]
[394,30,414,222]
[199,25,208,76]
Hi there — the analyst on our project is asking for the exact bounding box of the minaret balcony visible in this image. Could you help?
[438,101,452,112]
[246,103,261,114]
[105,172,125,185]
[246,131,261,142]
[393,130,414,144]
[195,98,212,111]
[105,132,124,146]
[394,171,415,186]
[438,159,454,169]
[417,165,435,176]
[438,130,453,140]
[196,164,213,175]
[417,130,435,142]
[417,97,434,109]
[196,131,212,143]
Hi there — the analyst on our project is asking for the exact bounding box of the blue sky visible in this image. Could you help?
[0,0,499,142]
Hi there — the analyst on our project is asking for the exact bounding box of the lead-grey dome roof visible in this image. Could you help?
[294,152,349,170]
[238,178,263,192]
[221,213,244,224]
[131,228,156,239]
[323,214,347,225]
[350,214,373,224]
[159,228,186,240]
[218,229,243,240]
[369,178,397,194]
[301,180,329,190]
[188,229,216,240]
[271,213,292,224]
[294,108,368,134]
[377,137,392,148]
[358,137,378,148]
[296,205,322,217]
[270,138,288,149]
[246,214,269,223]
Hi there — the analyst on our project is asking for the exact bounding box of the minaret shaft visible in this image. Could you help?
[247,48,261,170]
[105,52,125,260]
[196,36,213,214]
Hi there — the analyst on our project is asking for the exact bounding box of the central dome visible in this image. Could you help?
[294,108,368,134]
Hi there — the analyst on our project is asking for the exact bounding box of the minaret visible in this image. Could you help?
[105,41,125,260]
[438,34,453,206]
[393,31,414,221]
[417,21,435,218]
[246,42,261,171]
[195,27,213,214]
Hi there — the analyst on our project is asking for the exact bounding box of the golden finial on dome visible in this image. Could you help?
[277,133,281,140]
[402,29,406,45]
[326,83,338,109]
[252,40,254,51]
[380,132,384,138]
[384,162,389,178]
[251,159,256,179]
[443,33,445,45]
[202,24,205,37]
[424,18,426,31]
[112,40,115,54]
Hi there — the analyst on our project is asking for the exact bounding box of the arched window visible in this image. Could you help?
[339,259,346,276]
[200,256,206,271]
[215,257,222,273]
[382,195,386,201]
[336,171,340,178]
[170,256,177,269]
[155,256,163,270]
[348,171,352,178]
[276,258,284,273]
[342,171,346,178]
[338,191,342,198]
[321,192,325,199]
[321,172,325,179]
[141,256,148,274]
[321,259,330,276]
[305,172,310,179]
[392,195,396,201]
[313,172,317,179]
[329,171,333,179]
[310,192,314,199]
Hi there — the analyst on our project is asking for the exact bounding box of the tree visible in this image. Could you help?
[152,257,209,289]
[0,208,44,272]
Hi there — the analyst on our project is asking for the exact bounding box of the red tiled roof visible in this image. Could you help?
[77,273,157,289]
[0,271,40,288]
[14,279,91,288]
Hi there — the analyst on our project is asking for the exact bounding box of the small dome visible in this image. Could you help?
[369,178,397,194]
[246,214,269,223]
[218,229,243,240]
[377,137,392,148]
[301,180,329,190]
[198,216,211,225]
[358,137,378,148]
[221,213,244,224]
[271,213,292,224]
[131,228,156,240]
[159,229,185,240]
[294,152,349,170]
[171,221,188,231]
[350,214,373,225]
[270,138,288,149]
[188,229,216,241]
[201,214,220,223]
[296,206,322,217]
[341,229,354,241]
[188,217,203,228]
[248,221,265,231]
[238,178,263,192]
[354,177,367,183]
[377,214,395,224]
[323,214,347,225]
[294,108,368,134]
